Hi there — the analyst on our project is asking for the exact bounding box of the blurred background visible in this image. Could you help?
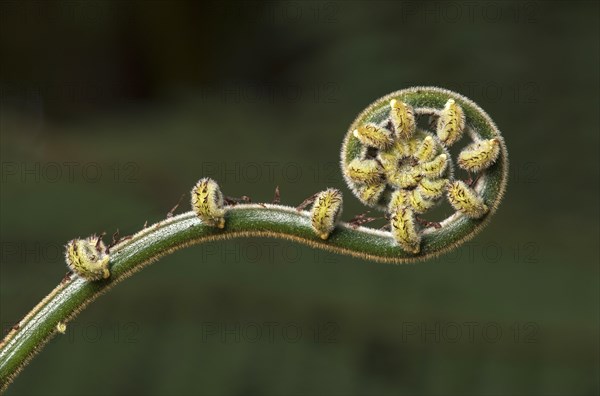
[0,1,598,395]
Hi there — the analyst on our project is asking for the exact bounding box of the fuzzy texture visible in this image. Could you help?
[387,167,424,189]
[418,154,448,178]
[416,177,448,200]
[389,99,416,139]
[356,183,386,206]
[436,99,465,146]
[377,149,403,174]
[389,139,412,159]
[390,207,421,254]
[374,130,448,192]
[191,177,226,228]
[2,204,483,392]
[2,87,509,392]
[458,138,501,172]
[310,189,344,240]
[345,158,384,185]
[413,135,437,162]
[447,180,489,218]
[388,189,435,214]
[65,236,110,281]
[340,86,508,253]
[353,123,394,149]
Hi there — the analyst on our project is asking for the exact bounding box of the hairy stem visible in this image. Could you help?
[0,201,487,391]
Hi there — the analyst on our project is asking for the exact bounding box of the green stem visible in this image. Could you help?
[0,164,507,391]
[0,202,482,391]
[1,87,509,392]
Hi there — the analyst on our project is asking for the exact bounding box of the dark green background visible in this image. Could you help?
[1,1,598,395]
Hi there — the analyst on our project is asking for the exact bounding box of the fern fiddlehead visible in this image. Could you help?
[0,86,508,392]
